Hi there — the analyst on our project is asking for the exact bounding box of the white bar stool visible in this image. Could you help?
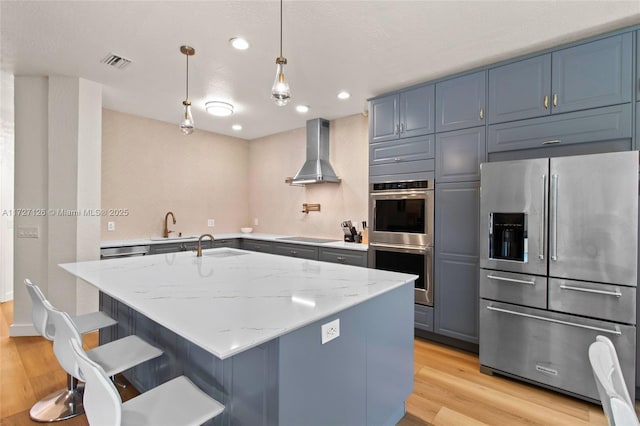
[25,278,118,422]
[69,337,225,426]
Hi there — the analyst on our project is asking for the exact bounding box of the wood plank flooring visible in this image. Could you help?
[0,300,623,425]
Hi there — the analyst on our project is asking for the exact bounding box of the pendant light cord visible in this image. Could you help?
[185,53,189,101]
[279,0,283,57]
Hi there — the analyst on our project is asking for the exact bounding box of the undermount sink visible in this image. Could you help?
[276,236,340,244]
[203,250,249,258]
[149,235,198,241]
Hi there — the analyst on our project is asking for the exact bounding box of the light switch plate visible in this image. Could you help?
[321,318,340,344]
[107,221,115,231]
[208,219,215,227]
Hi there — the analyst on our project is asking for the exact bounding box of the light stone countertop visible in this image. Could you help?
[60,248,414,359]
[101,232,368,252]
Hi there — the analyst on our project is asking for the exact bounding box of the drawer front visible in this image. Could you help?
[487,103,632,153]
[369,159,435,181]
[414,304,434,332]
[480,300,636,401]
[214,238,240,249]
[272,243,318,260]
[370,134,434,166]
[242,240,273,254]
[548,278,636,324]
[480,269,547,309]
[318,248,367,267]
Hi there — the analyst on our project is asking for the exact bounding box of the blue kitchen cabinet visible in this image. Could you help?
[488,33,632,124]
[637,31,640,101]
[435,71,486,133]
[414,304,434,332]
[488,54,552,124]
[435,126,486,183]
[369,134,435,182]
[434,181,480,343]
[370,84,434,143]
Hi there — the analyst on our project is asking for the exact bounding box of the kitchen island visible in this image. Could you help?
[60,247,415,426]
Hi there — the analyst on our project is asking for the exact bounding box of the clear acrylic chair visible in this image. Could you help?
[25,278,118,421]
[68,318,225,425]
[588,335,639,426]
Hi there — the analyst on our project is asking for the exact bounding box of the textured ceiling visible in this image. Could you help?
[2,1,640,140]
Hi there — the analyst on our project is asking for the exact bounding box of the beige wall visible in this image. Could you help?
[248,114,369,239]
[101,110,250,239]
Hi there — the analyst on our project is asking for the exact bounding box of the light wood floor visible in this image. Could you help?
[0,300,623,425]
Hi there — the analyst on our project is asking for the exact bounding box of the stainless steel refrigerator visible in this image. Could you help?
[479,150,638,402]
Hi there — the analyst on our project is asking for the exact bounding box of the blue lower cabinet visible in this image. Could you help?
[415,304,434,332]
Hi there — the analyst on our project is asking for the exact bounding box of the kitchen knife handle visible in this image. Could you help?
[550,174,558,261]
[540,174,546,260]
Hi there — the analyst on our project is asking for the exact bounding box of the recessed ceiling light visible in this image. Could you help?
[229,37,250,50]
[205,101,234,117]
[295,105,310,113]
[232,124,243,131]
[337,91,351,100]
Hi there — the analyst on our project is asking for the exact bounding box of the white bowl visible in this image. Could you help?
[240,227,253,233]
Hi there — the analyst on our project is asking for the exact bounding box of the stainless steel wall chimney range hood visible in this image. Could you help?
[289,118,341,185]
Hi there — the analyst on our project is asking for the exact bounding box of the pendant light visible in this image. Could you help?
[179,45,195,135]
[271,0,291,106]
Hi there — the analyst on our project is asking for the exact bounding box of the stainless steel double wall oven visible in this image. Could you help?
[368,180,434,305]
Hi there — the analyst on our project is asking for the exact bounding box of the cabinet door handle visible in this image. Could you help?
[399,123,404,134]
[542,139,560,145]
[543,95,549,109]
[336,256,346,262]
[290,250,297,255]
[486,305,622,335]
[479,107,484,120]
[552,93,558,107]
[395,124,400,135]
[394,157,402,162]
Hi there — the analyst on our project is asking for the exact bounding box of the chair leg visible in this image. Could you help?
[112,374,127,389]
[29,374,84,422]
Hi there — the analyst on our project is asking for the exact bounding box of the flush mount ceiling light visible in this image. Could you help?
[295,105,309,113]
[229,37,250,50]
[232,124,243,131]
[179,45,195,135]
[205,101,234,117]
[337,91,351,100]
[271,0,291,106]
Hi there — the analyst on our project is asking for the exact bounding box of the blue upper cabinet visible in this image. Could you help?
[488,54,552,124]
[551,33,632,114]
[436,71,486,133]
[636,31,640,101]
[488,33,632,125]
[370,85,434,143]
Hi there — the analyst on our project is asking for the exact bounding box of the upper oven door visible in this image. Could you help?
[369,189,434,246]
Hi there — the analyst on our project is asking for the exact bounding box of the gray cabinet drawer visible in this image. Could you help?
[214,238,240,249]
[480,269,547,309]
[272,243,318,260]
[242,240,273,254]
[318,248,367,267]
[414,304,434,332]
[488,103,632,153]
[149,242,184,254]
[369,159,435,183]
[548,278,636,324]
[370,134,434,166]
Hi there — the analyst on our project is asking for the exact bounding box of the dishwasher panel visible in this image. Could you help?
[479,300,636,401]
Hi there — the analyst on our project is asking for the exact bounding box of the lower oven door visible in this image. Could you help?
[479,299,636,401]
[369,242,433,306]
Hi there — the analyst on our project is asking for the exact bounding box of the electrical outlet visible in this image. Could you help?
[208,219,215,227]
[17,226,39,238]
[253,217,259,226]
[321,318,340,344]
[107,221,115,231]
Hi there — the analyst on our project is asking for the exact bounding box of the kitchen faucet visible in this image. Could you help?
[196,234,215,257]
[163,212,176,238]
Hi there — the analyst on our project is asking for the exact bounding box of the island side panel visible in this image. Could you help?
[278,282,414,426]
[99,293,279,426]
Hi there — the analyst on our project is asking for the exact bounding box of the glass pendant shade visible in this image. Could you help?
[271,58,290,106]
[180,101,194,135]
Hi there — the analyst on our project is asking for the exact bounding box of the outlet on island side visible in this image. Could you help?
[107,221,115,231]
[321,318,340,344]
[208,219,215,227]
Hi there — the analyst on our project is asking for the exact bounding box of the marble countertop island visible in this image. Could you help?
[60,248,414,359]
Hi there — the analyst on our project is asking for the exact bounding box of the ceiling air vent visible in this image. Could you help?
[100,53,132,70]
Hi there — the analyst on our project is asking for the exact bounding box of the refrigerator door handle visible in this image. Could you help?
[486,305,622,335]
[487,274,535,286]
[540,174,547,260]
[550,174,558,261]
[559,284,622,298]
